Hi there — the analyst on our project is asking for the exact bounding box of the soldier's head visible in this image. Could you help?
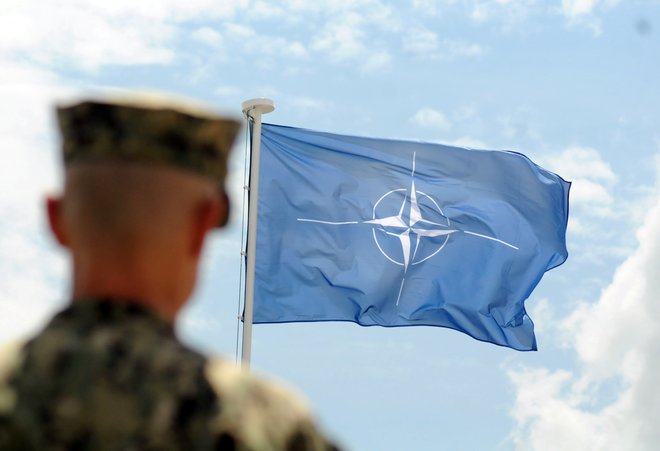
[47,95,240,319]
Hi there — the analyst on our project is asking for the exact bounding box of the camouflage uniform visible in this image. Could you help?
[0,299,339,450]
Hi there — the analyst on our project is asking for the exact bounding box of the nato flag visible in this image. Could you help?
[253,123,570,351]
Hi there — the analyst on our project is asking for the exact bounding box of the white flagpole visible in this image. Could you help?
[240,98,275,368]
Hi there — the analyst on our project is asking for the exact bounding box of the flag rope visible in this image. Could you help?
[234,117,251,365]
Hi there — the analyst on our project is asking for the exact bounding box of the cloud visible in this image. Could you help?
[307,2,396,71]
[560,0,621,20]
[538,145,637,267]
[286,42,308,58]
[403,28,439,54]
[561,0,599,19]
[0,62,70,342]
[192,27,223,47]
[470,0,537,26]
[508,183,660,450]
[0,0,247,72]
[224,22,257,40]
[441,39,484,58]
[402,27,483,60]
[547,147,616,183]
[559,0,621,34]
[219,22,308,63]
[251,1,287,19]
[411,0,534,25]
[542,146,616,217]
[361,51,392,71]
[410,108,452,131]
[408,0,620,33]
[0,4,169,71]
[411,0,443,15]
[311,12,367,61]
[310,14,391,71]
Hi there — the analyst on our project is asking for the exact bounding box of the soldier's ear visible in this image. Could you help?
[190,194,225,258]
[216,191,230,228]
[46,195,69,247]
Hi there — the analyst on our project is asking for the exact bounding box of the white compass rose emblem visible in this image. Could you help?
[297,152,518,305]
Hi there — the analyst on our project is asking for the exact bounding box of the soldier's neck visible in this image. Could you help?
[69,251,191,323]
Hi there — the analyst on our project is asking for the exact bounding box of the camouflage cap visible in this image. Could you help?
[56,95,240,189]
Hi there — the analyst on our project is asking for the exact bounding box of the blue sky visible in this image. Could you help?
[1,0,659,449]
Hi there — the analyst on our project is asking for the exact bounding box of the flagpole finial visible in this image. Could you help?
[242,98,275,118]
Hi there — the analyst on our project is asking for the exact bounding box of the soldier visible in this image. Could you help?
[0,96,340,450]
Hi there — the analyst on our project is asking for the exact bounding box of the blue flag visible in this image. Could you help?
[254,123,570,351]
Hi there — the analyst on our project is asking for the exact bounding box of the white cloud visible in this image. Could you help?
[562,0,596,18]
[0,5,173,70]
[286,41,308,58]
[559,0,621,34]
[0,0,415,76]
[560,0,609,20]
[508,186,660,450]
[192,27,223,47]
[77,0,246,21]
[548,147,616,182]
[403,27,439,54]
[219,23,307,62]
[0,62,70,342]
[569,179,614,205]
[224,22,257,40]
[540,145,638,269]
[283,0,396,23]
[526,298,552,335]
[410,108,452,131]
[311,12,366,60]
[361,51,392,72]
[251,1,287,19]
[307,2,396,71]
[543,146,616,216]
[0,0,247,72]
[402,28,483,60]
[470,0,537,25]
[441,39,484,58]
[411,0,441,14]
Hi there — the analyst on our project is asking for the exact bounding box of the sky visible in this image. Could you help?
[1,0,659,450]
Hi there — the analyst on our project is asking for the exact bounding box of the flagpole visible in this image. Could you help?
[240,98,275,368]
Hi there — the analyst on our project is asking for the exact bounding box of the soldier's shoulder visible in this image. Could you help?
[0,340,25,449]
[0,340,24,415]
[204,358,340,450]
